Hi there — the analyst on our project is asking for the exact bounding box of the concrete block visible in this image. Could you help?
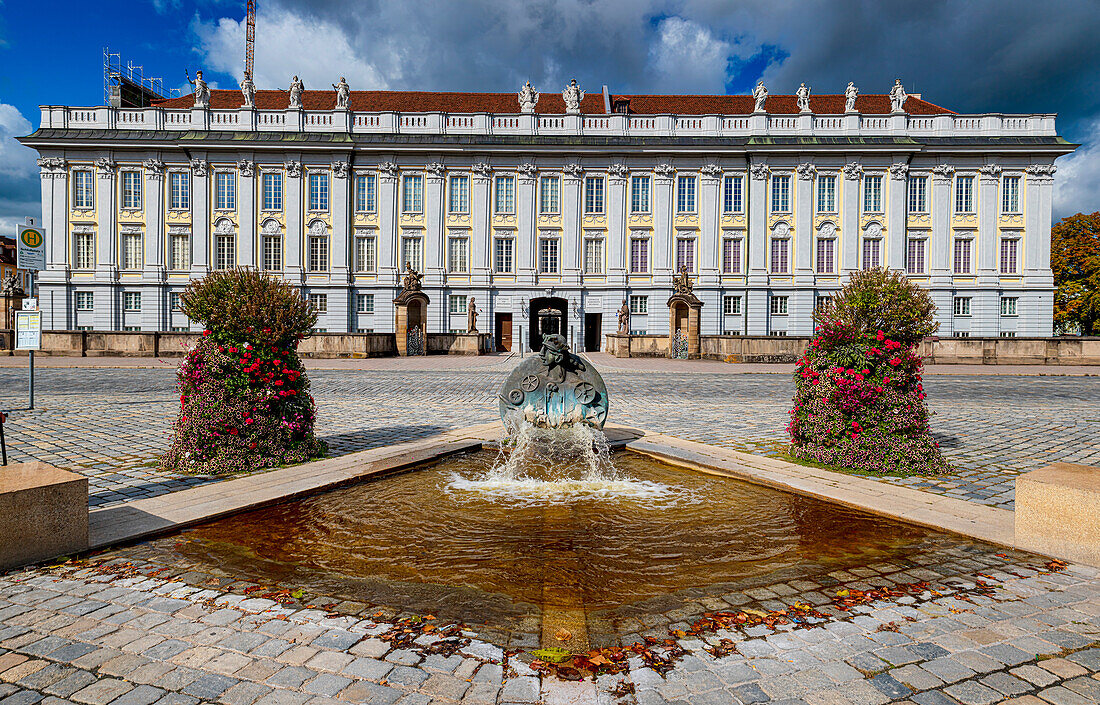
[1016,463,1100,566]
[0,462,88,570]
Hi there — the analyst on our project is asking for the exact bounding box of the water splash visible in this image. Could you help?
[445,418,693,507]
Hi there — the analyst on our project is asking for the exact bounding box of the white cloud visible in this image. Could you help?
[192,8,388,91]
[0,102,40,235]
[1055,122,1100,219]
[648,17,733,94]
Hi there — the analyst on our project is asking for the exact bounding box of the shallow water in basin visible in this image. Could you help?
[170,447,960,633]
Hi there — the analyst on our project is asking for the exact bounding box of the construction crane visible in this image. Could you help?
[244,0,256,79]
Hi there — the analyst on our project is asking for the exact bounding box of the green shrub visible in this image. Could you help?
[164,269,325,474]
[789,269,949,476]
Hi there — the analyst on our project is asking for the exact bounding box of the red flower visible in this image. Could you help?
[876,330,885,341]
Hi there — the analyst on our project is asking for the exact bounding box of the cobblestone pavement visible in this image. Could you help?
[1,541,1099,705]
[0,365,1097,509]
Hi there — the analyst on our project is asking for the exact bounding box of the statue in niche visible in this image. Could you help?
[562,79,584,114]
[189,70,210,108]
[890,79,908,113]
[752,80,768,112]
[333,77,351,109]
[796,82,811,113]
[401,262,422,292]
[240,72,256,108]
[518,81,539,113]
[288,75,304,109]
[467,296,479,334]
[617,298,630,334]
[845,82,859,112]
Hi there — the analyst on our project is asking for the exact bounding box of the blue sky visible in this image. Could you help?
[3,0,1100,232]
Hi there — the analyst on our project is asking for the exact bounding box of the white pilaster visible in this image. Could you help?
[561,172,582,286]
[607,172,627,286]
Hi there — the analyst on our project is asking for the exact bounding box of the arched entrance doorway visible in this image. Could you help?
[528,296,568,351]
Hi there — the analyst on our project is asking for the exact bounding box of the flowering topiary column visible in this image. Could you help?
[787,269,950,476]
[163,270,327,474]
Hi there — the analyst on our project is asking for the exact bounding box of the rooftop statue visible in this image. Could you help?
[189,70,210,109]
[240,72,256,108]
[518,81,539,113]
[0,272,24,298]
[562,79,584,114]
[752,80,768,112]
[289,75,304,109]
[845,82,859,113]
[796,83,811,113]
[890,79,908,113]
[333,77,351,109]
[498,333,608,430]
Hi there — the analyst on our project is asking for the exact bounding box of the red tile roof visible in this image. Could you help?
[153,89,953,116]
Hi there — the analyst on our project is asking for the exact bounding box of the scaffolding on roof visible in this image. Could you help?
[103,47,178,107]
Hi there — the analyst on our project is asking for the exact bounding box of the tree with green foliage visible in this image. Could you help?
[1051,212,1100,335]
[163,269,326,474]
[788,269,949,476]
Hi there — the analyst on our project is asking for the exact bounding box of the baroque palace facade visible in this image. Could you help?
[20,78,1074,349]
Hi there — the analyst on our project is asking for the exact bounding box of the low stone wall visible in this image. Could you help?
[607,333,1100,365]
[426,333,491,356]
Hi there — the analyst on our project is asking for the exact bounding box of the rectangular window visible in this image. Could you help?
[816,237,835,274]
[1002,175,1021,213]
[629,295,648,315]
[309,235,329,272]
[585,176,605,214]
[863,175,883,213]
[73,170,95,209]
[723,175,743,213]
[448,294,466,315]
[357,294,375,314]
[122,171,142,209]
[402,175,423,213]
[862,238,881,270]
[169,234,189,271]
[953,238,972,274]
[1001,297,1018,316]
[309,172,329,211]
[215,171,235,211]
[770,237,789,274]
[169,292,181,311]
[1000,238,1019,274]
[675,237,695,273]
[631,175,650,213]
[309,293,328,313]
[168,172,190,210]
[447,235,469,273]
[494,237,514,273]
[630,237,649,274]
[816,296,831,311]
[401,235,423,272]
[539,237,559,274]
[953,296,971,316]
[770,175,791,212]
[355,236,376,272]
[75,291,93,311]
[770,296,788,315]
[73,232,94,269]
[263,235,282,271]
[262,172,283,211]
[722,238,742,274]
[494,175,515,214]
[907,238,926,274]
[539,175,560,214]
[123,292,141,311]
[583,237,604,274]
[955,175,974,213]
[216,234,235,270]
[449,175,470,214]
[122,233,142,270]
[123,326,141,332]
[676,175,696,213]
[816,175,836,213]
[355,174,376,212]
[908,176,927,213]
[723,296,742,315]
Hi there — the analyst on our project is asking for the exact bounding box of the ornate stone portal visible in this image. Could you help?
[393,264,429,356]
[498,333,609,430]
[668,267,703,359]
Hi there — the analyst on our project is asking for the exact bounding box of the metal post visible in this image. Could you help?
[0,414,7,466]
[28,350,34,411]
[519,325,524,358]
